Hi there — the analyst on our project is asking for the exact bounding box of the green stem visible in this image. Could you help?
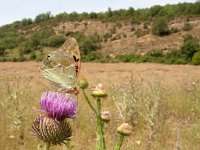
[82,89,98,115]
[44,143,50,150]
[114,135,124,150]
[96,98,106,150]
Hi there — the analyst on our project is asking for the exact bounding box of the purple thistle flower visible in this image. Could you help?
[40,91,77,121]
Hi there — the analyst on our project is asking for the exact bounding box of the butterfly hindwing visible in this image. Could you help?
[41,64,77,89]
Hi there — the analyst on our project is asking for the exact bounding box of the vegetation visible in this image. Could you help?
[152,18,170,36]
[1,1,200,64]
[1,69,200,149]
[192,51,200,65]
[182,23,193,31]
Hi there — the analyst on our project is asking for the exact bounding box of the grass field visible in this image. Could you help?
[1,62,200,150]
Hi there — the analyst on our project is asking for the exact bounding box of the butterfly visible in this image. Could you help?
[40,38,81,95]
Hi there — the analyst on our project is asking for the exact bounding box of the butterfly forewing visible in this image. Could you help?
[40,51,74,70]
[59,38,81,77]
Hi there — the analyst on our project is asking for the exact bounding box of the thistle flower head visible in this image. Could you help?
[32,116,72,145]
[40,91,77,121]
[117,123,133,136]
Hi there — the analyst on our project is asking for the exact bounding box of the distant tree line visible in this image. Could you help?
[1,1,200,29]
[0,1,200,64]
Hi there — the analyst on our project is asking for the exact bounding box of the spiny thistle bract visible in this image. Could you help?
[32,116,72,145]
[40,91,78,121]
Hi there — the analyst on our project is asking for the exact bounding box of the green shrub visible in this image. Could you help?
[20,48,32,55]
[0,35,22,49]
[90,33,101,43]
[134,29,147,37]
[65,31,99,54]
[182,23,193,31]
[82,51,110,62]
[79,37,98,54]
[183,34,194,42]
[192,51,200,65]
[47,35,65,47]
[0,47,5,55]
[30,53,37,60]
[143,22,148,29]
[110,27,116,34]
[181,39,200,58]
[103,33,112,39]
[34,12,52,23]
[152,18,170,36]
[115,22,122,28]
[170,27,179,33]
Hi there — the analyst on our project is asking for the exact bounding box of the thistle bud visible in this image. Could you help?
[91,83,107,98]
[78,78,89,90]
[32,116,72,145]
[101,111,110,122]
[117,123,133,136]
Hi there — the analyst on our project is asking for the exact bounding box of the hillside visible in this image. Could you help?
[0,1,200,64]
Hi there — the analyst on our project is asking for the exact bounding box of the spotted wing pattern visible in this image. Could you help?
[59,38,81,77]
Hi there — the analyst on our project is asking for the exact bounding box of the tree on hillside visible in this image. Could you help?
[34,12,52,23]
[181,39,200,58]
[149,5,162,17]
[152,18,170,36]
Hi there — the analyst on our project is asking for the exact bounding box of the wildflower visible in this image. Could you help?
[78,77,89,90]
[117,123,133,136]
[91,83,107,98]
[32,116,72,145]
[101,111,110,122]
[40,91,77,121]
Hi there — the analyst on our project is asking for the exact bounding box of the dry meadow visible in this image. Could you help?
[1,62,200,150]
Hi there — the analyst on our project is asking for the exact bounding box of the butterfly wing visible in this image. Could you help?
[40,38,81,91]
[41,64,77,89]
[40,50,77,89]
[40,51,74,70]
[59,38,81,77]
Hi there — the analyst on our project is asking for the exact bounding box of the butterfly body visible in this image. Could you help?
[40,38,81,95]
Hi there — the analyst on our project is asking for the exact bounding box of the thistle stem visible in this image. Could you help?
[82,89,98,115]
[96,98,106,150]
[114,135,124,150]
